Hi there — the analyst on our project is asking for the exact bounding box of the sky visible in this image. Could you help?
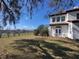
[15,6,49,30]
[1,0,79,30]
[5,1,50,30]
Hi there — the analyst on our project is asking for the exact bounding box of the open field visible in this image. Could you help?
[0,33,79,59]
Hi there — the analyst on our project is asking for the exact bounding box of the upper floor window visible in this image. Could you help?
[52,17,55,22]
[57,17,60,22]
[61,16,65,21]
[77,13,79,19]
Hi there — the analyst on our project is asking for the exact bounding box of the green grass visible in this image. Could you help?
[0,33,79,59]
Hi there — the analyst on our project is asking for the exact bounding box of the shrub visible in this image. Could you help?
[34,25,49,36]
[34,29,39,36]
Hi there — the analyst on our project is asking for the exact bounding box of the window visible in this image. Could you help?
[77,13,79,19]
[57,17,60,22]
[59,29,61,35]
[56,26,61,35]
[61,16,65,21]
[52,17,55,22]
[55,28,62,36]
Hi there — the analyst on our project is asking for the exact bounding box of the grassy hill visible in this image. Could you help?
[0,33,79,59]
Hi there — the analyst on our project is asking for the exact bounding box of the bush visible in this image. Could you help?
[34,25,49,36]
[40,27,49,36]
[34,29,39,36]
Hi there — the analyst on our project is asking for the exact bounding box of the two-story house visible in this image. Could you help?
[49,7,79,39]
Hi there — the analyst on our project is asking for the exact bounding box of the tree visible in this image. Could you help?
[34,25,49,36]
[51,0,78,11]
[34,25,44,36]
[40,26,49,36]
[0,0,78,26]
[0,0,43,26]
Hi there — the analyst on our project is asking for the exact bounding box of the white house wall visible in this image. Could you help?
[50,11,79,23]
[48,26,52,36]
[50,14,67,24]
[62,25,68,37]
[49,25,68,37]
[51,26,56,37]
[67,23,74,39]
[50,17,53,24]
[49,10,79,39]
[73,23,79,39]
[67,11,79,21]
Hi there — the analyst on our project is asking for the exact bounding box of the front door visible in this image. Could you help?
[55,28,62,36]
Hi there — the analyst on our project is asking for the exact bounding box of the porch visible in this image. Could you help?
[49,24,69,38]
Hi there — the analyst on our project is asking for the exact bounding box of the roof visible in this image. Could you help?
[49,7,79,17]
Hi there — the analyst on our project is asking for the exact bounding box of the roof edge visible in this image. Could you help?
[49,8,79,17]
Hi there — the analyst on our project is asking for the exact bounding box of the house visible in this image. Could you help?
[49,7,79,39]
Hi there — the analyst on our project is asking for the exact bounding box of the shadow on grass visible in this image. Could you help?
[54,39,79,48]
[9,39,79,59]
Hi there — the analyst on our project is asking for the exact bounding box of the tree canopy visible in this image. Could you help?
[0,0,78,26]
[34,25,49,36]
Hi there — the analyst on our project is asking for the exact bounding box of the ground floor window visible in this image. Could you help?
[55,27,62,36]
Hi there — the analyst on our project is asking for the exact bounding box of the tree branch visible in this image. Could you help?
[1,0,14,17]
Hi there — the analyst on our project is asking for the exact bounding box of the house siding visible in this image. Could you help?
[73,23,79,39]
[62,25,68,37]
[67,11,79,21]
[49,25,68,37]
[50,14,67,24]
[67,23,73,39]
[49,9,79,39]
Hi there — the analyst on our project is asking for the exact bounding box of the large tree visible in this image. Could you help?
[0,0,78,26]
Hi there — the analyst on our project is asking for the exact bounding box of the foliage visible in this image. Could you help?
[49,0,78,12]
[34,25,49,36]
[0,0,43,26]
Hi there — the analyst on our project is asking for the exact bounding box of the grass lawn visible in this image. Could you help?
[0,33,79,59]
